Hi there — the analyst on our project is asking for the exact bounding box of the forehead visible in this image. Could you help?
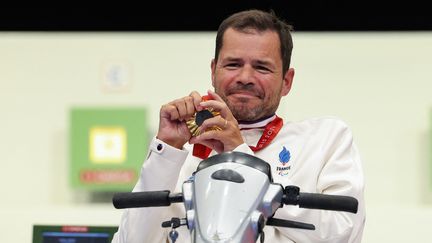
[219,28,281,62]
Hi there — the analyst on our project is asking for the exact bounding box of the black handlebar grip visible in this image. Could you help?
[299,193,358,213]
[112,190,171,209]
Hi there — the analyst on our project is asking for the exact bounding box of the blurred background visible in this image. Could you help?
[1,2,431,242]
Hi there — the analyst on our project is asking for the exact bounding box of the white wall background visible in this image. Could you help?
[0,31,431,242]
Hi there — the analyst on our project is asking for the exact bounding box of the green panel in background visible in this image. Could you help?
[70,107,147,191]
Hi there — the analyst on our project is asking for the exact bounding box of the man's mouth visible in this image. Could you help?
[227,89,263,99]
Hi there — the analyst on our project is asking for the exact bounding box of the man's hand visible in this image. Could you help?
[157,91,202,149]
[189,90,244,153]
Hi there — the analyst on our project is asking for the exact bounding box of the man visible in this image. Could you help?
[112,9,365,243]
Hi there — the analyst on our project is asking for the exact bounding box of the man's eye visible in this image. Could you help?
[257,66,271,72]
[226,63,240,68]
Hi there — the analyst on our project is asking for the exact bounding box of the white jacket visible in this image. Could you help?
[112,116,365,243]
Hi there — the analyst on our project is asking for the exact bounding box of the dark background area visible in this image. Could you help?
[1,2,431,31]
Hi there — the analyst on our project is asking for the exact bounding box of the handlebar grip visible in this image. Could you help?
[112,190,172,209]
[299,193,358,213]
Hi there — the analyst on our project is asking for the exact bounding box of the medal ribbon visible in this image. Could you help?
[192,115,283,159]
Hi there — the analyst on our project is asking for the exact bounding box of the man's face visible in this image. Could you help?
[211,28,294,122]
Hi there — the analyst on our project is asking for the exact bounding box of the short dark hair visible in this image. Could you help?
[214,9,294,75]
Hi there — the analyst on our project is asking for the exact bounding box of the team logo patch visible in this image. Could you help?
[276,146,291,176]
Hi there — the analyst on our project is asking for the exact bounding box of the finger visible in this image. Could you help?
[223,118,228,129]
[203,90,235,119]
[183,96,196,118]
[189,91,203,111]
[200,99,232,120]
[173,99,188,121]
[207,90,224,102]
[160,103,180,121]
[195,129,223,144]
[199,115,226,132]
[169,97,191,121]
[191,135,224,153]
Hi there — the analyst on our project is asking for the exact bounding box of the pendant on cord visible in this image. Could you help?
[186,95,222,137]
[186,108,221,136]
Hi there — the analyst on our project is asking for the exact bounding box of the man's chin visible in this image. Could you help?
[230,107,260,121]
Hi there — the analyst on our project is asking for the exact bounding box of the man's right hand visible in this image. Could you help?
[156,91,203,149]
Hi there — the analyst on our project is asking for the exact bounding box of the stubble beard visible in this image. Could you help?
[221,95,280,122]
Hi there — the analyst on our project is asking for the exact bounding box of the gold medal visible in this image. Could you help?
[186,108,221,136]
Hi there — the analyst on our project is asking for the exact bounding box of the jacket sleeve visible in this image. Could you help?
[111,136,189,243]
[275,119,366,243]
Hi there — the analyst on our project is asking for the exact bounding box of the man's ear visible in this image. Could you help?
[211,59,216,87]
[281,68,295,96]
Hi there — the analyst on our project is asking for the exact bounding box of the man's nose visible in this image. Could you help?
[237,65,255,84]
